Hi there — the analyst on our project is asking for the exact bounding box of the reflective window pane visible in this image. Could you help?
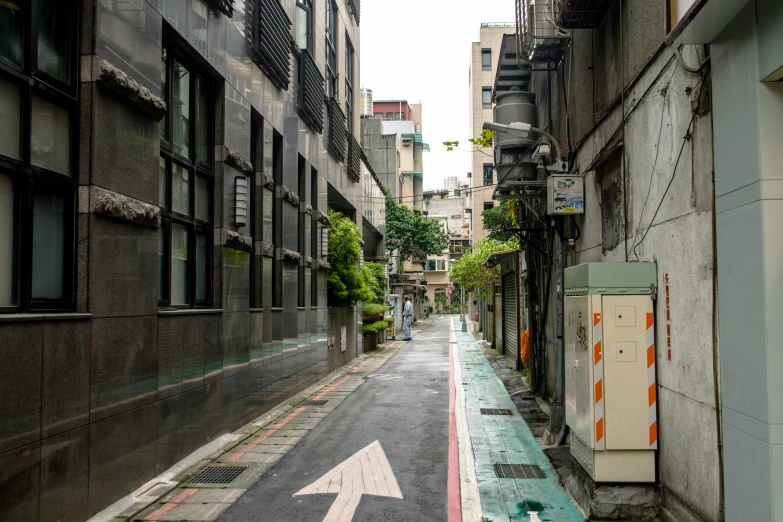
[159,156,167,207]
[32,191,65,300]
[31,96,71,175]
[195,175,209,221]
[159,46,167,142]
[196,233,208,301]
[158,227,165,301]
[37,0,71,83]
[304,214,311,257]
[283,202,297,251]
[0,175,15,306]
[262,188,273,243]
[171,223,189,305]
[0,0,24,67]
[262,255,272,308]
[195,76,209,164]
[283,262,297,309]
[295,6,308,50]
[172,163,190,215]
[0,77,21,160]
[171,59,190,158]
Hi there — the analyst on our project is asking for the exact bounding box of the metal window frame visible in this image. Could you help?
[325,0,339,100]
[481,48,492,70]
[0,0,80,314]
[483,163,494,186]
[482,86,492,108]
[158,39,215,310]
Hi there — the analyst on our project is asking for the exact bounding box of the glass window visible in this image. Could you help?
[159,46,167,141]
[195,76,210,165]
[283,202,298,251]
[37,0,72,83]
[195,176,209,221]
[31,96,71,175]
[262,188,273,242]
[303,214,311,257]
[171,59,190,158]
[481,49,491,71]
[159,44,213,308]
[484,202,494,211]
[262,256,272,309]
[196,233,209,301]
[482,87,492,109]
[0,0,24,67]
[159,156,167,207]
[0,77,22,160]
[345,36,354,133]
[32,191,65,300]
[171,163,190,215]
[295,0,312,51]
[325,0,338,99]
[171,223,189,305]
[283,262,298,309]
[483,164,493,186]
[0,176,15,306]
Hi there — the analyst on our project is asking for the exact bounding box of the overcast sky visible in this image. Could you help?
[360,2,516,190]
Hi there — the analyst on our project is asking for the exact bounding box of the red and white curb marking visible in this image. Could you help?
[646,313,658,449]
[593,312,605,451]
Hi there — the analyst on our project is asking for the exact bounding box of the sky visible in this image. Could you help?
[360,1,517,191]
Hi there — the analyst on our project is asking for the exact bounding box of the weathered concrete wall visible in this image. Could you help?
[530,20,721,522]
[328,307,359,372]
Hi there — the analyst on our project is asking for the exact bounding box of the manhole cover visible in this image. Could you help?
[480,408,514,416]
[301,399,328,406]
[366,374,404,380]
[494,464,545,479]
[189,466,247,484]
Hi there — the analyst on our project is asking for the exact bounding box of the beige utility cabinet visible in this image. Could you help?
[564,263,658,482]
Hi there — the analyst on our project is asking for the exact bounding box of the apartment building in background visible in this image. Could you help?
[0,0,383,520]
[469,23,514,245]
[422,179,471,307]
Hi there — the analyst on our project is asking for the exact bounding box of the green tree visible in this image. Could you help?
[481,200,515,242]
[385,193,448,272]
[363,261,387,304]
[449,237,519,299]
[327,210,373,307]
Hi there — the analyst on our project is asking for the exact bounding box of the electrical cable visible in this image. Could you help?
[632,70,706,260]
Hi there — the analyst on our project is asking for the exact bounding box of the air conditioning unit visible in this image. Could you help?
[526,0,569,63]
[402,137,412,146]
[565,262,658,482]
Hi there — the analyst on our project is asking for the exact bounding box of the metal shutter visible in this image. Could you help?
[494,292,503,352]
[503,273,518,366]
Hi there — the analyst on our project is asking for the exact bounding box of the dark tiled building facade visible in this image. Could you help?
[0,0,379,520]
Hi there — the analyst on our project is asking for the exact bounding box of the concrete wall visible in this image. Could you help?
[528,7,720,520]
[711,1,783,520]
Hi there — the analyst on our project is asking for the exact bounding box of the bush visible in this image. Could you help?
[361,318,391,335]
[327,211,373,307]
[361,303,387,323]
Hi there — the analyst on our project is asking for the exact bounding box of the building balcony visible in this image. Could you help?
[297,49,325,133]
[250,0,292,90]
[327,98,347,162]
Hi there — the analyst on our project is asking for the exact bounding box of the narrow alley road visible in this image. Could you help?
[218,315,456,521]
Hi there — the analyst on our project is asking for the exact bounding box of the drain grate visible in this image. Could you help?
[189,466,247,484]
[480,408,514,416]
[494,464,546,479]
[301,399,328,406]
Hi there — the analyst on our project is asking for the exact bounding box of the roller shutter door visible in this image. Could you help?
[503,272,518,365]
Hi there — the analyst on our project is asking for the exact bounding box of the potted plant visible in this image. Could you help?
[361,303,389,351]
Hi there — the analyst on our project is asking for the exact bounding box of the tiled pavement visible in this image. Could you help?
[110,330,413,522]
[453,317,584,522]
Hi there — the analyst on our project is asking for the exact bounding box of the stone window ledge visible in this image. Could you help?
[158,308,224,316]
[0,313,92,322]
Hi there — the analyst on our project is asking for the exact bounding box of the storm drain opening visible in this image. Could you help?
[494,464,546,479]
[189,466,247,484]
[480,408,514,416]
[300,399,328,406]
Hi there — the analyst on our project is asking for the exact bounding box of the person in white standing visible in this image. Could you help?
[402,295,413,341]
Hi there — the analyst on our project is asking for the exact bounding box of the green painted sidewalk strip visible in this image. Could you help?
[453,318,584,522]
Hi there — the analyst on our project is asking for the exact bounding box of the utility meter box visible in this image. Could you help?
[565,262,657,482]
[547,175,584,215]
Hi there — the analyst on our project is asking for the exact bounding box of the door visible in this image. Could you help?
[602,295,654,449]
[502,273,518,366]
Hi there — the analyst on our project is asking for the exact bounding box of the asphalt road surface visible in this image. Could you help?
[218,316,456,522]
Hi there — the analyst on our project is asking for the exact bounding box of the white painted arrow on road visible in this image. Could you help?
[294,440,403,522]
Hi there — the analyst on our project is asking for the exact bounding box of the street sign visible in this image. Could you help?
[294,440,403,521]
